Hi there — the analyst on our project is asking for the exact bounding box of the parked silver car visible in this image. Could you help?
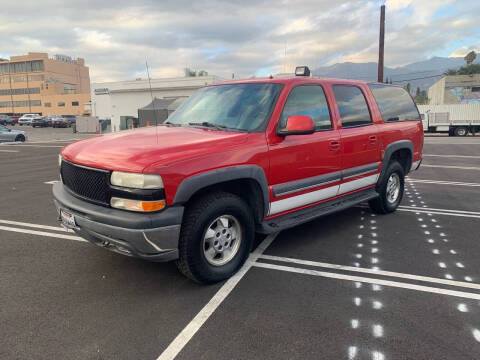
[0,125,27,142]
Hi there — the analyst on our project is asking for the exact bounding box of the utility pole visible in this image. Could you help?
[378,5,385,83]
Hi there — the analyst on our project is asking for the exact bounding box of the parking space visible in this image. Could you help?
[1,135,480,359]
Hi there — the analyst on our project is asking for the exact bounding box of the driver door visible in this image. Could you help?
[267,84,342,216]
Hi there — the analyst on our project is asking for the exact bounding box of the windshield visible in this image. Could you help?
[166,83,283,132]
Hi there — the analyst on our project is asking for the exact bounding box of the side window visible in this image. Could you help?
[368,84,421,122]
[332,85,372,128]
[280,85,332,131]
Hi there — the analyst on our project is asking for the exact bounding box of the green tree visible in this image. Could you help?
[465,50,477,65]
[414,90,429,105]
[444,68,457,76]
[457,63,480,75]
[404,83,411,94]
[416,87,420,97]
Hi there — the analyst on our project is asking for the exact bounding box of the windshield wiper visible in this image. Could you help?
[162,121,182,127]
[188,122,231,131]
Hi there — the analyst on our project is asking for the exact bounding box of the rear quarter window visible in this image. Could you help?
[368,84,421,122]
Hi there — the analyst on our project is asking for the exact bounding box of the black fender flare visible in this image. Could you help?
[379,140,413,184]
[173,165,270,218]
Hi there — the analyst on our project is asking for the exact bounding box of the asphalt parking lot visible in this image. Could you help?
[1,135,480,360]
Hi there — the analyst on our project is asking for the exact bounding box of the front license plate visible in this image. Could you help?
[60,210,76,229]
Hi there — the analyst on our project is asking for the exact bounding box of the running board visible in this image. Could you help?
[257,188,379,234]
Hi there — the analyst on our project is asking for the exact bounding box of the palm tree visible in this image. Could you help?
[465,51,477,65]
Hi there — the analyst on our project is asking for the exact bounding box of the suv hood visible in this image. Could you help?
[61,126,249,173]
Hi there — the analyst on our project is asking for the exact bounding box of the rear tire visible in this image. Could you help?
[454,127,468,136]
[369,161,404,214]
[176,191,254,284]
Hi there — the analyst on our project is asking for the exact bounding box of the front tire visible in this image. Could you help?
[15,135,25,142]
[369,161,404,214]
[176,191,254,284]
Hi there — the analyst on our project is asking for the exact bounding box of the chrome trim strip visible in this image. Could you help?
[61,158,110,173]
[142,229,177,252]
[269,172,380,216]
[338,174,379,195]
[410,159,421,172]
[269,185,339,215]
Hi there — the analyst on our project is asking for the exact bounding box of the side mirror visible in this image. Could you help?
[278,115,315,136]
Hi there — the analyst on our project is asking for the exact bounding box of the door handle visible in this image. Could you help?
[369,135,377,144]
[329,140,340,151]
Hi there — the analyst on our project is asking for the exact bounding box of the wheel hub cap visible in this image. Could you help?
[386,173,400,203]
[203,215,241,266]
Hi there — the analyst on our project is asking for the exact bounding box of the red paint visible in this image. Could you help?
[61,77,424,212]
[285,115,314,132]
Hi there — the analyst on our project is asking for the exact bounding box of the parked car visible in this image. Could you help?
[0,124,27,142]
[0,115,15,125]
[18,114,41,126]
[53,67,424,283]
[47,115,64,127]
[49,115,69,128]
[62,115,76,126]
[32,116,48,128]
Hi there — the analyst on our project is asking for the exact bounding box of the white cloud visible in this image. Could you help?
[0,0,478,81]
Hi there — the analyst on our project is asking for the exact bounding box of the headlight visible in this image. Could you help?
[110,171,163,189]
[58,155,62,167]
[110,197,166,212]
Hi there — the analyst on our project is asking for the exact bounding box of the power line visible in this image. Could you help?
[391,74,444,83]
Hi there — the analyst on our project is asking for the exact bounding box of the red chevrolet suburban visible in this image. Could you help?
[53,68,423,283]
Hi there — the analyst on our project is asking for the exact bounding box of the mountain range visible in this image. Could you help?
[313,56,480,93]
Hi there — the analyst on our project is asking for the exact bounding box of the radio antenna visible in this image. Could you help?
[145,58,159,143]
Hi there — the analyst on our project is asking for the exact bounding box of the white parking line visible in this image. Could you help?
[421,164,480,171]
[0,149,19,152]
[252,262,480,300]
[423,154,480,159]
[259,254,480,291]
[44,180,59,185]
[407,179,480,187]
[398,208,480,219]
[357,204,480,219]
[400,205,480,216]
[0,144,64,148]
[157,233,279,360]
[0,219,67,232]
[0,225,85,241]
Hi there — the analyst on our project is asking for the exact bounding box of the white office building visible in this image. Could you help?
[89,75,224,131]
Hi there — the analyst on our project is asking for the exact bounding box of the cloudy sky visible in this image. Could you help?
[1,0,479,82]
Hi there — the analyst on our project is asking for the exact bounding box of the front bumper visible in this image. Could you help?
[52,182,184,262]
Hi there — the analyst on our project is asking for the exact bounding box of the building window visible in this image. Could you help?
[28,61,44,72]
[72,101,79,106]
[64,84,77,94]
[30,100,41,107]
[45,103,51,107]
[28,74,44,82]
[0,87,40,96]
[58,102,65,107]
